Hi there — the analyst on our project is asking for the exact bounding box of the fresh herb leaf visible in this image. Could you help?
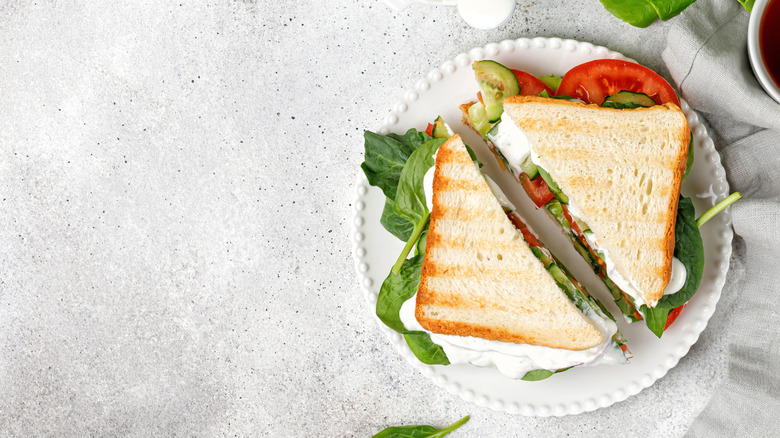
[381,199,415,241]
[598,0,697,28]
[375,232,450,365]
[372,133,450,365]
[390,138,445,273]
[640,305,672,338]
[655,197,704,309]
[738,0,754,11]
[522,369,554,381]
[372,415,470,438]
[521,367,573,381]
[683,135,694,182]
[393,138,444,226]
[404,332,450,365]
[376,250,425,334]
[362,129,433,239]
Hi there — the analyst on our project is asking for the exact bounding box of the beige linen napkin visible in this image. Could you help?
[663,2,780,437]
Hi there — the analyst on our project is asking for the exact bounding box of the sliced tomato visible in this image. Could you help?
[560,204,583,236]
[424,123,434,137]
[664,304,687,331]
[511,69,553,96]
[519,173,555,208]
[520,228,543,248]
[556,59,680,107]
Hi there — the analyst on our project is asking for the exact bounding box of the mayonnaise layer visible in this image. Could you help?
[400,293,626,379]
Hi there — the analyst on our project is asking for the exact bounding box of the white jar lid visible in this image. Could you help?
[457,0,515,30]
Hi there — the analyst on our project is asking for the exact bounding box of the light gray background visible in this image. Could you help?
[0,1,741,436]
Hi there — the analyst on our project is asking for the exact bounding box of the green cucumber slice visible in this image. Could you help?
[473,60,520,123]
[602,91,657,108]
[538,74,562,93]
[530,246,553,269]
[519,155,539,179]
[467,102,494,137]
[537,167,568,204]
[431,116,449,139]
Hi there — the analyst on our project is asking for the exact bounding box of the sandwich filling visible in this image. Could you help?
[482,113,686,318]
[402,169,627,379]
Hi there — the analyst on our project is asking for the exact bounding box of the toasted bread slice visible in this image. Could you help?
[415,135,606,350]
[502,95,690,306]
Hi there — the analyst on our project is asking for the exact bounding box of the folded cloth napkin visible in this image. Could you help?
[663,2,780,437]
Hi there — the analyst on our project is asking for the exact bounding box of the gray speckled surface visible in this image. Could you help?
[0,1,740,436]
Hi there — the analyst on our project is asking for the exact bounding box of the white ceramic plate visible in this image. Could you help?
[351,37,733,417]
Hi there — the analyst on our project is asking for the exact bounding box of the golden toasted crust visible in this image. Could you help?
[501,95,690,304]
[414,135,605,350]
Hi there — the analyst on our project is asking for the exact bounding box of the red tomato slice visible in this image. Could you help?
[511,69,553,96]
[519,173,555,208]
[424,123,434,137]
[556,59,680,107]
[560,204,583,237]
[664,304,687,331]
[520,228,543,248]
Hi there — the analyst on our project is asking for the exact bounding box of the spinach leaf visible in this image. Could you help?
[375,244,449,365]
[598,0,696,28]
[390,138,445,273]
[372,415,470,438]
[640,305,671,338]
[381,199,415,242]
[404,332,450,365]
[655,197,704,309]
[522,369,554,381]
[393,138,444,228]
[374,135,450,365]
[376,250,425,333]
[522,367,573,381]
[362,129,433,239]
[683,136,694,182]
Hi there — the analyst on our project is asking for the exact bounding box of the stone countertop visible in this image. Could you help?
[0,2,739,436]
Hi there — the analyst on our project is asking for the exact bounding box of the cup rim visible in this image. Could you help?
[748,0,780,103]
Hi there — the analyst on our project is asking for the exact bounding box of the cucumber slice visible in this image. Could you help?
[431,116,449,139]
[539,74,562,93]
[530,246,553,269]
[519,155,539,179]
[467,102,494,137]
[547,265,568,285]
[473,60,520,123]
[602,91,657,108]
[537,166,568,204]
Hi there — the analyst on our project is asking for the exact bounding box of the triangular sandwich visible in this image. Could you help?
[415,135,619,351]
